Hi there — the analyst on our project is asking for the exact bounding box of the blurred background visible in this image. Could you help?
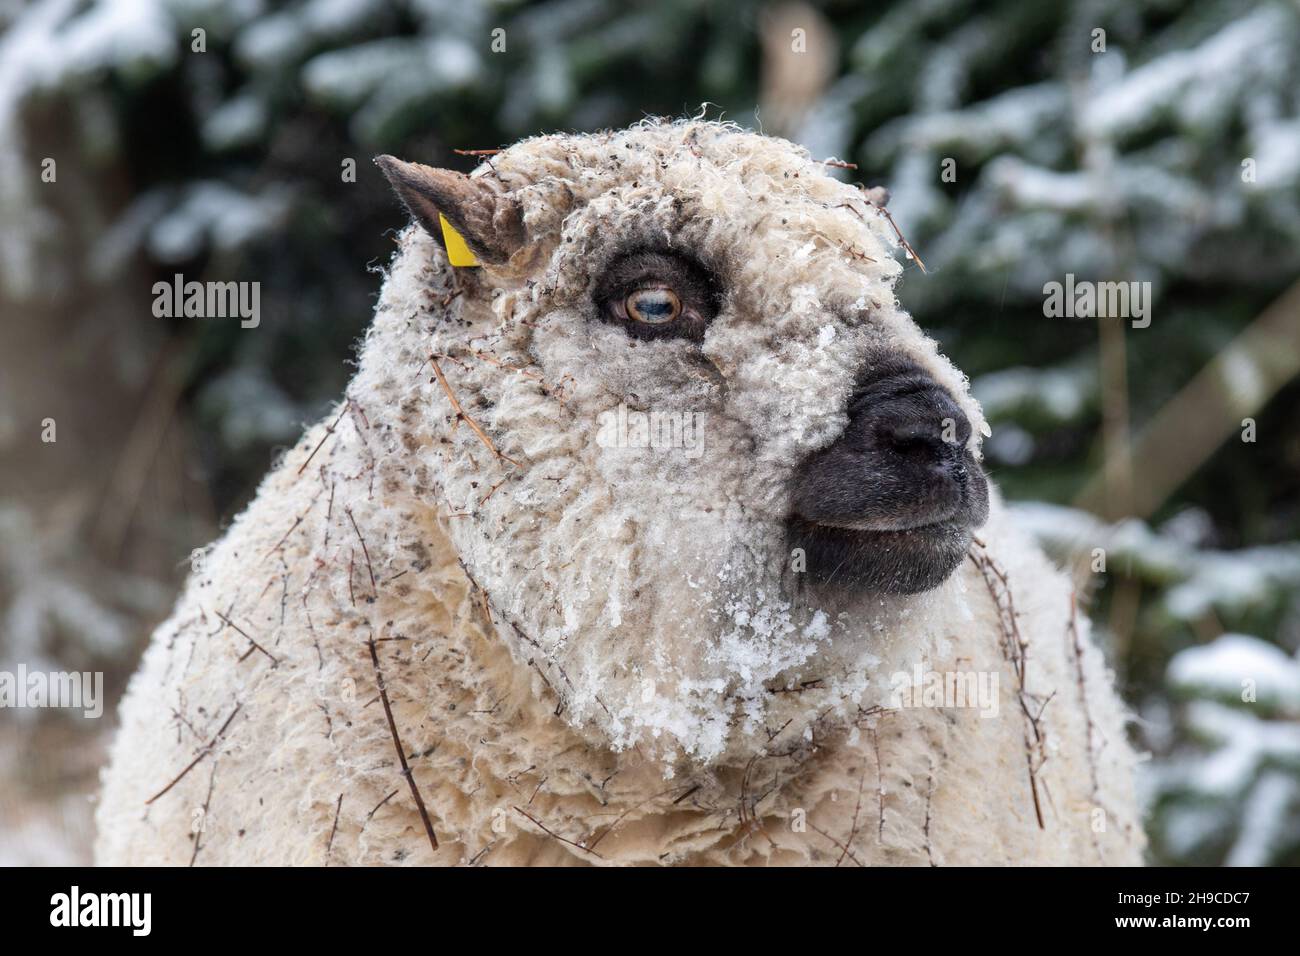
[1,0,1298,866]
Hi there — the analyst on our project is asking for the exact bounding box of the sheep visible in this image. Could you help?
[95,119,1144,866]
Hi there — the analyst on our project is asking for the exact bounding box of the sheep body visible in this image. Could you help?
[96,121,1144,865]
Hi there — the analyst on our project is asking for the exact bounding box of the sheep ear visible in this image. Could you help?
[374,155,525,265]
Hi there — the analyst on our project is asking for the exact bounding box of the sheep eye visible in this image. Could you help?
[625,287,681,324]
[594,249,721,342]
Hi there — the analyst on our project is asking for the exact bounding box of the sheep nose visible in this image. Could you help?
[789,356,988,533]
[873,392,971,480]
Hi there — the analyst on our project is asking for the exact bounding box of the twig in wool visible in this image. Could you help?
[865,192,927,273]
[341,404,378,500]
[453,148,502,156]
[277,567,289,628]
[672,784,702,806]
[1067,593,1102,799]
[261,493,322,564]
[838,194,929,273]
[505,764,537,789]
[367,634,439,853]
[189,760,219,867]
[348,399,371,431]
[322,478,335,548]
[739,751,761,825]
[471,349,545,382]
[837,758,869,867]
[923,766,937,867]
[820,158,858,170]
[215,610,280,666]
[471,348,574,404]
[584,785,679,852]
[345,507,377,599]
[512,806,603,860]
[428,353,520,467]
[478,476,511,508]
[968,544,1047,829]
[146,703,242,805]
[765,717,794,742]
[808,822,865,867]
[457,557,605,716]
[465,842,495,866]
[298,400,351,475]
[348,549,357,607]
[253,574,277,609]
[530,660,563,715]
[840,243,877,264]
[1025,752,1045,830]
[872,726,887,844]
[767,678,825,694]
[1068,592,1109,862]
[325,793,343,865]
[367,789,399,822]
[169,702,201,743]
[301,555,328,621]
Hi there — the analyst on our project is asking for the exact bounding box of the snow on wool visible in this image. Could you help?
[96,120,1143,865]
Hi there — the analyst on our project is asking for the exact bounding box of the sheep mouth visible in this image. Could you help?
[786,516,974,594]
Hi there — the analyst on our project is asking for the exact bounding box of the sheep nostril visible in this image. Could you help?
[878,419,954,466]
[885,429,927,455]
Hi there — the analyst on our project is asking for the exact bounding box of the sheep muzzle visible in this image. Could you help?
[787,355,990,592]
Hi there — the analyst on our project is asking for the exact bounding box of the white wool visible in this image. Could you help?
[96,120,1143,865]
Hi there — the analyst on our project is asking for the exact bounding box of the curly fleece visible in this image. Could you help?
[95,120,1144,865]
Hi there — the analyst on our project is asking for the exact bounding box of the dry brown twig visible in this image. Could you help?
[923,766,937,867]
[428,353,521,467]
[188,761,219,867]
[837,758,869,867]
[512,806,603,859]
[146,703,242,805]
[838,193,928,273]
[457,557,612,717]
[347,549,357,607]
[215,610,280,666]
[345,507,377,599]
[1068,591,1110,862]
[298,400,351,476]
[968,543,1048,829]
[808,821,866,867]
[471,348,575,404]
[325,793,343,865]
[478,476,511,508]
[366,789,399,822]
[584,786,678,853]
[367,633,439,853]
[472,349,544,381]
[261,489,323,563]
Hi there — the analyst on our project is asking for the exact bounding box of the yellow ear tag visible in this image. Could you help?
[439,213,480,267]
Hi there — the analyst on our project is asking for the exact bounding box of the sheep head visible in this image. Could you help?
[374,120,991,770]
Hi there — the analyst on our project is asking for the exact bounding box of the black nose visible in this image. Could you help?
[790,356,988,533]
[873,388,972,483]
[786,355,990,593]
[877,400,969,454]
